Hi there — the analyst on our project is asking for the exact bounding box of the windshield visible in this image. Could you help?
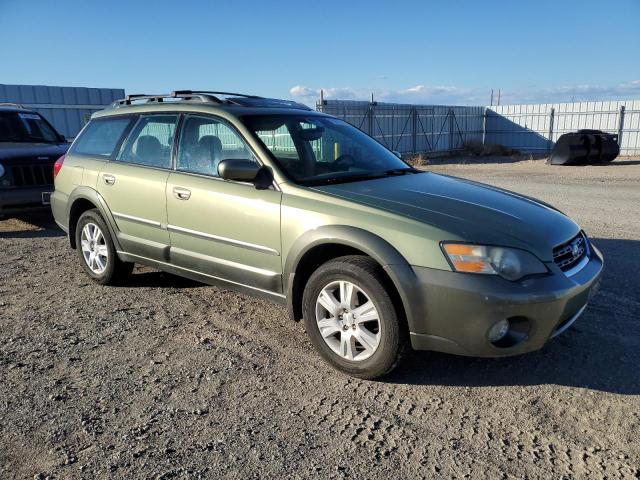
[0,111,62,143]
[242,114,417,185]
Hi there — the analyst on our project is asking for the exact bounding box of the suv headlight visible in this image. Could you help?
[442,243,547,281]
[0,163,5,178]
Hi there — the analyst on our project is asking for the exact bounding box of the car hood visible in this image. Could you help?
[0,142,69,163]
[312,172,580,262]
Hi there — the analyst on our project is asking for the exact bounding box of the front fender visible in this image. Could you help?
[284,225,408,277]
[284,225,424,333]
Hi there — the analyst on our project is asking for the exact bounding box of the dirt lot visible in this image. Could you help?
[1,157,639,479]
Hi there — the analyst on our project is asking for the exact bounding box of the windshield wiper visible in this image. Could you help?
[307,172,388,186]
[304,167,422,186]
[383,167,421,175]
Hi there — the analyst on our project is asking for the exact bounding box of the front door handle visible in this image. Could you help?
[173,187,191,200]
[103,174,116,185]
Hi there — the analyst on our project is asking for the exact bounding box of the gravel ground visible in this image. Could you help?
[1,157,639,479]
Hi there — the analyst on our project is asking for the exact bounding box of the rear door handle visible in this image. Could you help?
[103,174,116,185]
[173,187,191,200]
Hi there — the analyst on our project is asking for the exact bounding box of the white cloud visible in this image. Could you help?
[289,84,486,106]
[386,85,482,105]
[289,80,640,107]
[289,85,361,105]
[503,80,640,104]
[289,85,317,98]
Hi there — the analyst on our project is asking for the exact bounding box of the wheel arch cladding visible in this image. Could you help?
[67,187,119,250]
[285,226,416,330]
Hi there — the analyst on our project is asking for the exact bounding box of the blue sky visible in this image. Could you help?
[1,0,639,106]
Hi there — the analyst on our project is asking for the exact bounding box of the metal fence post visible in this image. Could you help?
[412,107,417,154]
[368,103,374,136]
[548,108,555,152]
[482,108,488,146]
[617,105,625,148]
[449,109,454,151]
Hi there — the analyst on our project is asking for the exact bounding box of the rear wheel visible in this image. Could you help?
[75,209,133,285]
[302,255,406,379]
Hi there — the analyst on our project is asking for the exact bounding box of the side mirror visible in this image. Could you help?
[217,159,273,190]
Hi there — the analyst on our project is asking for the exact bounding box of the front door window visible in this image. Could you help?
[176,115,257,177]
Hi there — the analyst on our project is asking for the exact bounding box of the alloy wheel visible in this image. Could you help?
[80,222,109,274]
[315,280,381,361]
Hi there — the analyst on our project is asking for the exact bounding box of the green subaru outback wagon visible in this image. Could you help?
[52,90,603,379]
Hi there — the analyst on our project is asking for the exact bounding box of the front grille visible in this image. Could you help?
[553,232,589,274]
[10,164,54,186]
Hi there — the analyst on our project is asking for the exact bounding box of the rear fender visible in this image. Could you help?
[67,186,122,251]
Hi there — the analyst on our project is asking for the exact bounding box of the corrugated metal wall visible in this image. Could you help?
[486,100,640,156]
[318,100,485,154]
[0,84,125,139]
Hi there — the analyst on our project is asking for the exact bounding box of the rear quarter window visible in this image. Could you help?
[71,117,132,157]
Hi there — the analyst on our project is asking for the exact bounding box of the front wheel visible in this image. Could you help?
[302,255,406,379]
[75,209,133,285]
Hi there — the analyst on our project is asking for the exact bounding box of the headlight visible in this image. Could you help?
[442,243,547,281]
[0,163,5,178]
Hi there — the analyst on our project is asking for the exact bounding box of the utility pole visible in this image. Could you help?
[490,89,494,106]
[497,89,501,106]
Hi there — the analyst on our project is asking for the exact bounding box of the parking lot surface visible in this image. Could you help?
[1,157,639,479]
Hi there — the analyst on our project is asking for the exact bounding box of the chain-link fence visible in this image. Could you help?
[317,100,484,155]
[318,99,640,156]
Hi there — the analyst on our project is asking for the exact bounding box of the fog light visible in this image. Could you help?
[488,319,510,343]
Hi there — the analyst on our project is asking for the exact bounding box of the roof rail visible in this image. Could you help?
[109,90,312,111]
[0,102,27,109]
[111,92,223,107]
[172,90,263,99]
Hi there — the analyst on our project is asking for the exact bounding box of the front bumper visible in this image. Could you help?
[407,245,604,357]
[0,186,53,215]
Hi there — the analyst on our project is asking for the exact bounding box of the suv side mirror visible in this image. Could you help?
[217,159,273,190]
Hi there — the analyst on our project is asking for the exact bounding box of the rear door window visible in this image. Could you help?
[70,117,132,157]
[117,115,178,169]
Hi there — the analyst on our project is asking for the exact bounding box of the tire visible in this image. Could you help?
[75,209,133,285]
[302,255,406,379]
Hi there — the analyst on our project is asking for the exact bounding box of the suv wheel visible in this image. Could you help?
[302,255,406,379]
[75,209,133,285]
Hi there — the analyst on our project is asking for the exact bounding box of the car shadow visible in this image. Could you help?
[600,159,640,166]
[119,267,204,289]
[386,237,640,395]
[546,159,640,168]
[0,212,65,238]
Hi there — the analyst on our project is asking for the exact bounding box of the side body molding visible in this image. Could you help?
[284,225,424,333]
